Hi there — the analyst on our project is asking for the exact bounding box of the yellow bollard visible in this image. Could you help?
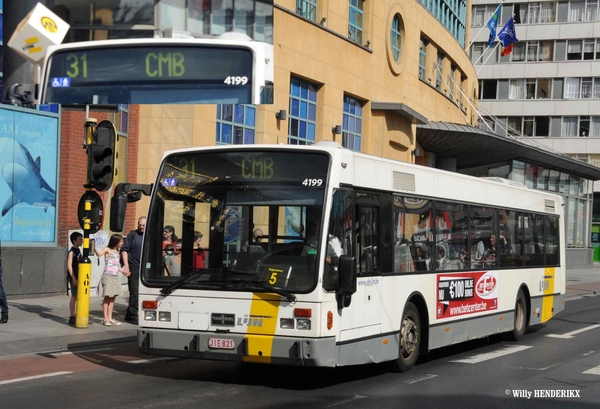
[75,261,91,328]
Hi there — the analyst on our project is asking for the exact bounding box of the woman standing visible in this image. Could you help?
[95,234,130,326]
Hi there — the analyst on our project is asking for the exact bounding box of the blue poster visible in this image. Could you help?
[0,108,59,242]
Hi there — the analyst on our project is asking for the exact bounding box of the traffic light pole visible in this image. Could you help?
[75,117,99,329]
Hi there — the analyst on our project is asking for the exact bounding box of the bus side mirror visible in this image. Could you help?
[110,193,127,232]
[338,255,357,295]
[337,255,357,309]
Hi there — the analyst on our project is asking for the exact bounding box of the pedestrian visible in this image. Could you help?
[164,240,182,276]
[94,233,130,326]
[122,216,145,325]
[162,225,177,254]
[192,231,206,269]
[0,239,8,324]
[66,232,83,325]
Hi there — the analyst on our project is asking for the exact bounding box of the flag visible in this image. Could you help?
[498,17,519,56]
[486,4,502,47]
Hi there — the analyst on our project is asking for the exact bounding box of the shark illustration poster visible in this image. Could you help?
[0,108,59,242]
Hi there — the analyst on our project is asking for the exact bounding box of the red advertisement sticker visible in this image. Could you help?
[436,271,498,318]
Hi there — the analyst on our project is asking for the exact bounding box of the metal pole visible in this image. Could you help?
[76,118,97,328]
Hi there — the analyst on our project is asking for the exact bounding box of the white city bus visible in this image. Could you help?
[134,141,565,370]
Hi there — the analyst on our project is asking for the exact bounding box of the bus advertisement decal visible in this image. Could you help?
[436,272,499,318]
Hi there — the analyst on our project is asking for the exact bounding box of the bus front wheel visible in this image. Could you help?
[503,289,527,341]
[388,302,421,372]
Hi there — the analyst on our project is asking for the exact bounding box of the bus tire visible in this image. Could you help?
[503,289,527,341]
[388,302,421,372]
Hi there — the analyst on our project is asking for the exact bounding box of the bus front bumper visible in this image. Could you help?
[138,328,337,367]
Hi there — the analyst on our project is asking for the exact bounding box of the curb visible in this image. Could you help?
[565,290,598,300]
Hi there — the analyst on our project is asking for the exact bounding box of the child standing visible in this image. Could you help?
[67,232,83,325]
[95,234,130,326]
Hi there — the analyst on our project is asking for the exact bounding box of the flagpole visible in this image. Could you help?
[466,3,503,50]
[476,42,501,76]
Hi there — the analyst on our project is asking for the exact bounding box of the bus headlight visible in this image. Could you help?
[280,318,294,329]
[296,318,311,330]
[144,310,157,321]
[159,311,172,322]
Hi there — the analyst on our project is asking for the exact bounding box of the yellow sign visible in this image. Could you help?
[23,36,42,54]
[41,16,58,33]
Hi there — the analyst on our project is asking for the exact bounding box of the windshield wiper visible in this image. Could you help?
[161,268,221,297]
[226,277,297,303]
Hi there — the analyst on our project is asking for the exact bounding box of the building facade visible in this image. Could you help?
[470,0,600,263]
[4,0,600,298]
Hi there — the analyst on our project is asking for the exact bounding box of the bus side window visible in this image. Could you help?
[325,188,354,291]
[356,206,379,273]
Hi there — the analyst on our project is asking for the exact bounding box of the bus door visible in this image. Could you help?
[331,189,382,341]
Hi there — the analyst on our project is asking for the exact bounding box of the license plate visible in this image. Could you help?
[208,338,235,350]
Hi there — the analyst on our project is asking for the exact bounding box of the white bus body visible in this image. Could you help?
[136,142,565,370]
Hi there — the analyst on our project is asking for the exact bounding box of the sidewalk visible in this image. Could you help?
[0,295,136,358]
[0,267,598,359]
[565,265,600,299]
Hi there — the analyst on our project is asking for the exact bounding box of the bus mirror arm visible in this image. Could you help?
[337,255,357,309]
[109,182,153,231]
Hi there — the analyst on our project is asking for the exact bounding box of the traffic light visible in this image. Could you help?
[87,120,117,192]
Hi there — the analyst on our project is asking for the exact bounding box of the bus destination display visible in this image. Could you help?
[43,44,255,104]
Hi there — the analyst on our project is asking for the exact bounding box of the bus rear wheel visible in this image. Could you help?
[503,289,527,341]
[388,302,421,372]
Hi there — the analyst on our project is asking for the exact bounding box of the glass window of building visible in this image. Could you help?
[585,0,598,21]
[568,1,585,22]
[523,116,535,136]
[564,78,581,99]
[342,95,363,152]
[391,15,402,63]
[511,42,526,61]
[559,172,569,194]
[548,170,560,192]
[471,5,496,27]
[580,115,591,136]
[53,0,155,42]
[537,167,548,190]
[509,79,526,99]
[567,40,583,60]
[435,52,444,91]
[527,42,539,61]
[111,104,129,188]
[584,39,596,59]
[541,2,557,22]
[594,79,600,98]
[525,2,542,23]
[288,77,317,145]
[157,0,274,43]
[348,0,364,44]
[512,160,526,184]
[419,39,427,81]
[507,117,522,136]
[297,0,317,22]
[563,116,578,136]
[567,197,576,245]
[216,104,256,144]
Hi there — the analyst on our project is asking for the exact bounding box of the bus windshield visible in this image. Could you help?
[142,150,330,294]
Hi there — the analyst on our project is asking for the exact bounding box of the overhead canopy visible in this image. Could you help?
[417,121,600,181]
[371,102,428,125]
